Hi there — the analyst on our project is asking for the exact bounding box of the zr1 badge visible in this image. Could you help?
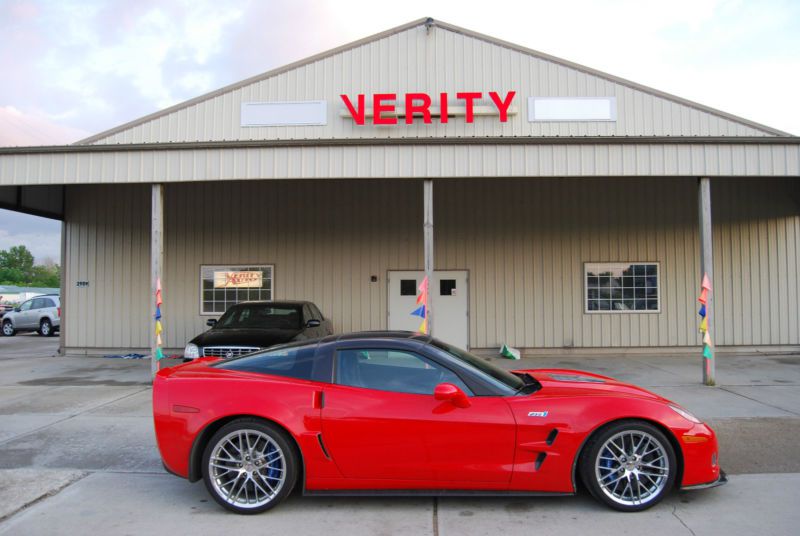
[528,411,549,418]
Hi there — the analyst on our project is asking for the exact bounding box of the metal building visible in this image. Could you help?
[1,18,798,373]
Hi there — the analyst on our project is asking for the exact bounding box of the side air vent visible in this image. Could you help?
[317,434,331,459]
[534,452,547,471]
[546,428,559,446]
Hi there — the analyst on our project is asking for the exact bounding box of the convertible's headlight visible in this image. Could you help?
[669,404,702,424]
[184,343,200,359]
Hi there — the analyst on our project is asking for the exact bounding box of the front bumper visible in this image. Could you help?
[681,469,728,491]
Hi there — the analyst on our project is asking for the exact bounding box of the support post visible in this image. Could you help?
[58,220,66,356]
[698,177,715,385]
[423,179,434,335]
[151,184,164,376]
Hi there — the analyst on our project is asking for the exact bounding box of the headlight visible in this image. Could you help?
[184,343,200,359]
[669,404,702,424]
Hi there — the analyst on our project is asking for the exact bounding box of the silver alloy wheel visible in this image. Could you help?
[594,430,669,507]
[207,429,286,509]
[2,322,13,336]
[41,321,50,336]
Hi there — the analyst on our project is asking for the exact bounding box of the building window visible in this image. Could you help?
[200,265,273,315]
[585,263,659,313]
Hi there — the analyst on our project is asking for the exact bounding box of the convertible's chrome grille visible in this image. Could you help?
[202,346,262,359]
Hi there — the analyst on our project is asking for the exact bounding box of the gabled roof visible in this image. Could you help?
[77,17,789,145]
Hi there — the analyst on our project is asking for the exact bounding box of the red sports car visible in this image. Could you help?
[153,332,725,514]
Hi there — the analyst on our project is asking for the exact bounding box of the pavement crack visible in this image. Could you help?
[0,471,88,524]
[432,497,439,536]
[671,505,697,536]
[718,386,800,416]
[0,387,151,447]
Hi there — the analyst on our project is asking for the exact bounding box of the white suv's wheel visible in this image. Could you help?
[2,321,15,337]
[39,319,54,337]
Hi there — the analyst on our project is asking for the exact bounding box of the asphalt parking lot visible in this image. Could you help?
[1,335,799,535]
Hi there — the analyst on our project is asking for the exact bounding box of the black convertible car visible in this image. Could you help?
[183,301,333,360]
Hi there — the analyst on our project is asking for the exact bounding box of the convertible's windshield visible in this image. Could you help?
[215,304,302,330]
[431,339,525,391]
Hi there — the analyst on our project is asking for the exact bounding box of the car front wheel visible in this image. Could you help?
[39,319,54,337]
[2,321,15,337]
[201,419,298,514]
[580,420,677,512]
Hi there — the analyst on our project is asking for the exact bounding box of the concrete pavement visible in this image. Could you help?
[1,335,799,534]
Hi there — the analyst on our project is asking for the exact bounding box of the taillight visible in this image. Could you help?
[57,307,61,318]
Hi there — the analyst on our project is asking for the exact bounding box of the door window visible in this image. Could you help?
[335,348,471,395]
[19,301,33,311]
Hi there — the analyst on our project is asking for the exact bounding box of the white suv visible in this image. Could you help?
[2,295,61,337]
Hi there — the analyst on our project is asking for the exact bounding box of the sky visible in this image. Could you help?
[1,0,799,262]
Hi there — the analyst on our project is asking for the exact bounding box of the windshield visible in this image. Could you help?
[215,304,302,330]
[431,339,525,391]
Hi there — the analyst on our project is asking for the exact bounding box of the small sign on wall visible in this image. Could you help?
[213,271,263,288]
[241,101,327,126]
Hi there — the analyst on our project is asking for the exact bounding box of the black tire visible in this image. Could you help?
[39,318,55,337]
[201,418,298,514]
[580,420,677,512]
[2,320,15,337]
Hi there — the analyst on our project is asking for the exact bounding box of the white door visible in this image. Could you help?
[387,270,469,349]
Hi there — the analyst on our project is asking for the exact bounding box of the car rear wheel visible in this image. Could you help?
[580,420,676,512]
[39,319,54,337]
[2,321,14,337]
[201,419,298,514]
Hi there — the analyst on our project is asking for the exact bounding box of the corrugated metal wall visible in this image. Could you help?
[3,143,800,187]
[63,184,150,350]
[87,24,774,145]
[62,178,800,353]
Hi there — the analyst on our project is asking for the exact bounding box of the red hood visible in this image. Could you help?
[515,368,667,402]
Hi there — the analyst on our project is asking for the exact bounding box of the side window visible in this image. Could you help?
[19,301,33,311]
[215,345,321,381]
[302,304,313,323]
[310,303,323,320]
[30,299,43,310]
[335,348,472,395]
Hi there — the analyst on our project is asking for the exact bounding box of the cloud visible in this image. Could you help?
[0,211,62,263]
[0,0,798,143]
[0,106,89,146]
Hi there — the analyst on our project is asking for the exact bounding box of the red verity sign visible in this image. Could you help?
[340,91,516,125]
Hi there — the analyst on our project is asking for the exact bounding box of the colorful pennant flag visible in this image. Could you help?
[410,305,426,318]
[412,276,430,334]
[154,278,164,361]
[698,288,708,305]
[701,273,712,291]
[697,273,713,363]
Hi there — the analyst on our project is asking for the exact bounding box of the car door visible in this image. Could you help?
[321,342,516,486]
[16,299,36,328]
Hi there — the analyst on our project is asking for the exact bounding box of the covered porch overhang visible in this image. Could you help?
[2,136,799,385]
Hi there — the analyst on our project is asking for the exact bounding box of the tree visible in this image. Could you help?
[0,245,59,287]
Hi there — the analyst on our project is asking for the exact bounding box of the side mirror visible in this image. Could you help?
[13,308,20,313]
[434,383,470,408]
[306,319,321,328]
[206,318,217,327]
